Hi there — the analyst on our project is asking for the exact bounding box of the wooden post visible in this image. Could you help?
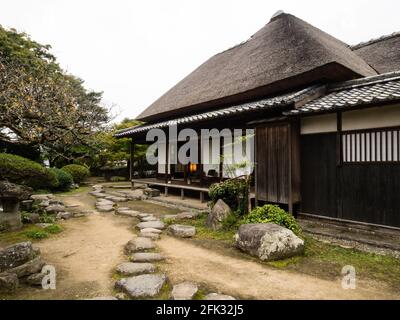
[130,140,135,189]
[254,128,258,208]
[181,189,185,200]
[288,122,293,215]
[219,135,223,181]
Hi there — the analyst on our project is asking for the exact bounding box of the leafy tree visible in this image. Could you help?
[0,25,111,165]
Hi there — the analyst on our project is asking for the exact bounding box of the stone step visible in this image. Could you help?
[130,252,165,262]
[115,274,167,298]
[116,262,156,276]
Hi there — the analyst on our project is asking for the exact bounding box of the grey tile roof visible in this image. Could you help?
[115,85,320,137]
[285,72,400,116]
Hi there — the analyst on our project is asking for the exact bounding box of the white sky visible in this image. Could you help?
[0,0,399,122]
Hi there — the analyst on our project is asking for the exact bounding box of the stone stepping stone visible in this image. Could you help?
[171,282,198,300]
[97,206,114,213]
[140,216,157,222]
[168,225,196,238]
[130,252,165,262]
[117,209,139,217]
[137,221,165,230]
[124,237,155,254]
[115,274,166,298]
[91,192,107,198]
[140,232,160,240]
[96,199,114,206]
[141,228,162,234]
[56,212,73,220]
[205,293,236,300]
[138,213,151,218]
[116,262,156,276]
[176,212,201,220]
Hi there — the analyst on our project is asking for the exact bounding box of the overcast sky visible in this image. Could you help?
[0,0,398,122]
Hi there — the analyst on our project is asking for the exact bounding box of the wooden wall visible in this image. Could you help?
[300,132,400,227]
[256,121,300,208]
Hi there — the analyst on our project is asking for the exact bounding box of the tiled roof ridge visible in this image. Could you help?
[329,71,400,92]
[350,31,400,50]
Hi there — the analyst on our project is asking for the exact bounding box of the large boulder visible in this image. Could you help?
[115,274,166,298]
[0,242,36,273]
[235,223,304,261]
[0,273,19,293]
[6,256,45,278]
[167,225,196,238]
[206,199,231,230]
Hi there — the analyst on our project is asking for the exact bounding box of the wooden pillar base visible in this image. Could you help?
[164,186,168,197]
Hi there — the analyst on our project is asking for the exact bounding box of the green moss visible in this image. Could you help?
[193,289,206,300]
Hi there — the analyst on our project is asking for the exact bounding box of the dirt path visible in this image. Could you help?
[157,236,399,300]
[16,192,135,299]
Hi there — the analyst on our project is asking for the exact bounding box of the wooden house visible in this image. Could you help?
[116,12,400,228]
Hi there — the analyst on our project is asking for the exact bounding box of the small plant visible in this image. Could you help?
[39,214,56,224]
[20,211,32,224]
[243,204,302,236]
[209,179,249,215]
[61,164,90,183]
[44,224,63,234]
[25,230,48,239]
[49,168,73,191]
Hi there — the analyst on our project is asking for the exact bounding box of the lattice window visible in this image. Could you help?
[342,127,400,163]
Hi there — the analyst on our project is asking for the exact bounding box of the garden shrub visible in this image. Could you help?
[243,204,302,236]
[49,168,73,191]
[61,164,90,183]
[0,153,58,189]
[209,179,249,215]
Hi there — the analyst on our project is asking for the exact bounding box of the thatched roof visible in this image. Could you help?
[352,32,400,74]
[137,13,376,122]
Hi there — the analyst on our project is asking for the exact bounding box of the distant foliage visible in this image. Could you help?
[61,164,90,183]
[0,153,57,189]
[48,168,73,191]
[243,204,302,235]
[209,179,249,215]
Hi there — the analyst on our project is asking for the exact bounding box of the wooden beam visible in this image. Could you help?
[219,135,223,182]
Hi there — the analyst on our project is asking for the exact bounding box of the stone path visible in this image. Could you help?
[87,184,234,300]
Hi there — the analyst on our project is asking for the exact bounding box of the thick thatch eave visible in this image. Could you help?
[137,13,376,122]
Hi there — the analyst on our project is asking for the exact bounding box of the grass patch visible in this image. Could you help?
[178,213,237,243]
[266,235,400,288]
[44,224,63,234]
[0,224,64,246]
[155,281,172,300]
[24,230,48,239]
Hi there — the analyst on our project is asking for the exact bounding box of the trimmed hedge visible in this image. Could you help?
[61,164,90,183]
[0,153,57,190]
[48,168,73,191]
[243,204,302,236]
